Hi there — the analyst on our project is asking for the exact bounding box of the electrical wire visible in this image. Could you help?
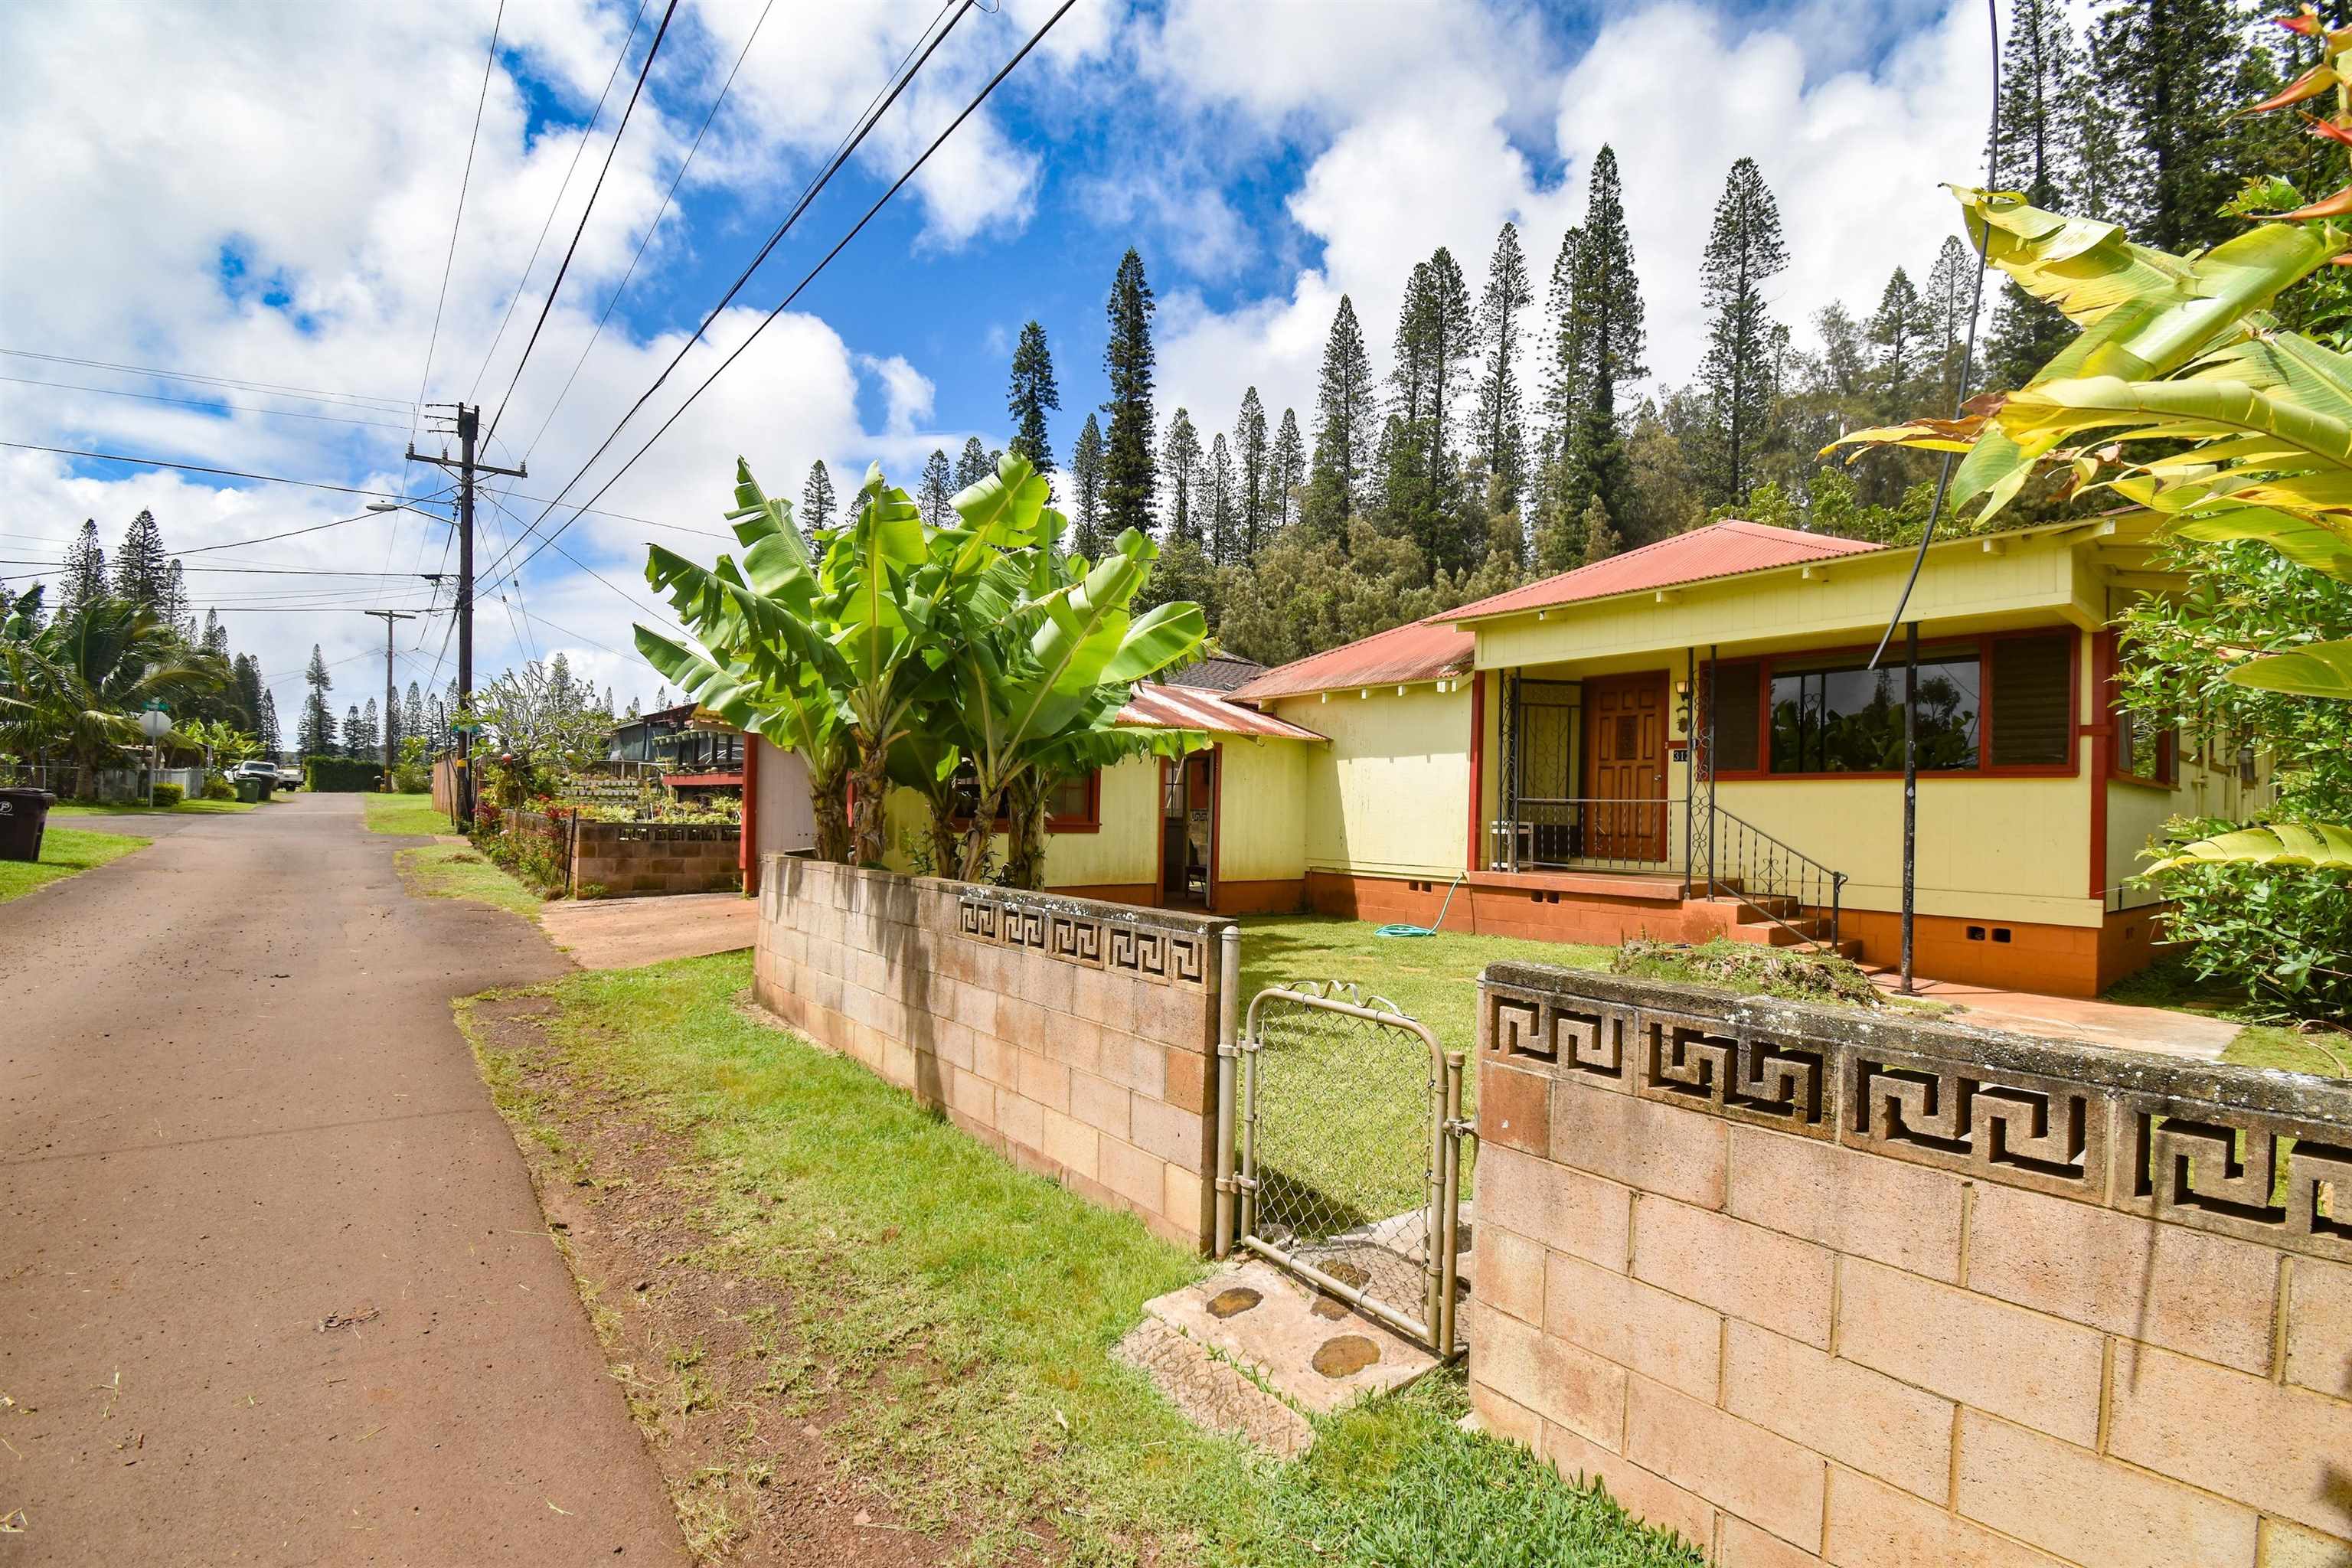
[0,373,415,431]
[1867,0,1999,671]
[0,348,417,414]
[478,0,974,583]
[413,0,505,444]
[482,0,681,449]
[521,0,779,462]
[467,0,652,403]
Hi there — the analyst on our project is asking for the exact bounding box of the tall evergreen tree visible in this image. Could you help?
[1534,227,1586,536]
[1387,246,1476,570]
[1005,320,1060,477]
[1474,222,1533,513]
[299,645,335,757]
[161,560,190,635]
[259,690,281,755]
[113,508,172,614]
[403,681,424,747]
[955,436,992,490]
[351,698,381,760]
[918,449,954,528]
[1068,413,1106,558]
[60,519,107,611]
[1869,268,1931,411]
[1206,433,1238,565]
[1302,295,1375,543]
[1269,407,1305,537]
[341,704,363,759]
[1923,234,1978,409]
[1695,157,1789,508]
[1580,494,1622,564]
[1101,248,1158,537]
[1161,408,1204,544]
[200,607,227,655]
[1235,387,1269,558]
[232,653,266,732]
[2092,0,2253,255]
[1565,147,1648,528]
[1984,0,2086,390]
[800,460,838,541]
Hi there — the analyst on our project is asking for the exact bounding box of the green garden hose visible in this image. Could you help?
[1376,874,1465,938]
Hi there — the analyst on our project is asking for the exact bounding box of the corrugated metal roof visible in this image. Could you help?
[1224,616,1477,703]
[1162,652,1269,692]
[1118,681,1328,742]
[1441,520,1884,623]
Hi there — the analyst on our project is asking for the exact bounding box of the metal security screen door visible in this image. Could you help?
[1230,984,1468,1354]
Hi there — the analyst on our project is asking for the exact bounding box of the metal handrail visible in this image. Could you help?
[1704,802,1848,952]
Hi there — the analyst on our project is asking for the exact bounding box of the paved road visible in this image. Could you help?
[0,794,681,1564]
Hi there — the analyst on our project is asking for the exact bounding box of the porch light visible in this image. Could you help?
[1396,685,1406,696]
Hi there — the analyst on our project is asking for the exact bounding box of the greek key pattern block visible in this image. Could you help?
[1841,1045,2107,1198]
[955,893,1211,991]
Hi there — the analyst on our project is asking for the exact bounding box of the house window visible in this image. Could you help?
[1988,635,2072,767]
[949,767,1101,831]
[2105,635,2177,786]
[1770,645,1981,774]
[1707,661,1762,773]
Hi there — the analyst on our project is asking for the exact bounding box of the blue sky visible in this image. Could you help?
[0,0,1990,715]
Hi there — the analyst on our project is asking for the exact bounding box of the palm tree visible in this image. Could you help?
[0,593,230,795]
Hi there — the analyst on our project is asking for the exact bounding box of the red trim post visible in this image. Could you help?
[2086,629,2114,898]
[1467,671,1485,874]
[1208,742,1223,912]
[740,733,760,895]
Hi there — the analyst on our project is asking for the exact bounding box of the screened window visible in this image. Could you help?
[1988,635,2071,767]
[1708,661,1762,773]
[1769,646,1980,774]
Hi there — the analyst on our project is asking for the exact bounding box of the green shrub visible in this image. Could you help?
[150,782,185,807]
[201,773,237,801]
[390,762,432,794]
[304,756,386,792]
[2148,827,2352,1019]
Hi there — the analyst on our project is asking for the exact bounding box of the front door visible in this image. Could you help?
[1583,672,1668,861]
[1161,750,1215,905]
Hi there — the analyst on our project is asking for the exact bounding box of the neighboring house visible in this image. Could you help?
[607,702,745,791]
[739,515,2256,997]
[1224,515,2260,997]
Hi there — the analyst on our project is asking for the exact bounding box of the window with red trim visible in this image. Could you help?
[947,767,1101,831]
[1700,631,2075,779]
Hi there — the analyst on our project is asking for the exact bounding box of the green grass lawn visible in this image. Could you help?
[48,798,255,818]
[0,824,151,903]
[364,792,453,836]
[465,952,1701,1567]
[394,843,544,921]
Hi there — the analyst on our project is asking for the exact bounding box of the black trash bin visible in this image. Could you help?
[0,787,57,863]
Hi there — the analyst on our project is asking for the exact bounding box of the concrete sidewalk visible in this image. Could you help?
[540,890,755,972]
[0,792,681,1564]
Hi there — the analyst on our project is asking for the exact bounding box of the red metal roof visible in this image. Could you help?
[1224,616,1477,704]
[1117,681,1328,742]
[1441,520,1884,623]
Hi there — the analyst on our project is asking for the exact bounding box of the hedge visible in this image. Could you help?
[304,756,386,792]
[151,782,185,807]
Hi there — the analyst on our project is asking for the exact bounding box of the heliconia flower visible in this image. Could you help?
[2247,64,2339,114]
[2308,114,2352,145]
[2278,8,2321,35]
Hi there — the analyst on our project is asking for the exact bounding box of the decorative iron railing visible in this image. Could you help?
[1702,803,1847,952]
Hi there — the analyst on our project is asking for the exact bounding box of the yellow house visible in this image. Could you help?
[1223,516,2262,997]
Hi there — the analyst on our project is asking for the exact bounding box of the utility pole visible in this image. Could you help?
[406,403,523,828]
[361,610,417,788]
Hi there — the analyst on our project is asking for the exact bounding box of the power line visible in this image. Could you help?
[521,0,779,462]
[492,0,1072,586]
[413,0,505,442]
[479,0,975,584]
[0,373,414,431]
[467,0,652,404]
[0,347,418,413]
[482,0,681,449]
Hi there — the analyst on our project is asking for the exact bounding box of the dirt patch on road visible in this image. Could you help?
[460,993,1043,1566]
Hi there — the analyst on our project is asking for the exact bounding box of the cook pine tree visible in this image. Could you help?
[1206,433,1237,564]
[60,519,106,611]
[1006,320,1060,478]
[1268,407,1305,535]
[2092,0,2256,256]
[113,508,172,616]
[1235,386,1269,559]
[1302,294,1374,544]
[1101,248,1158,537]
[917,449,954,528]
[1386,247,1478,573]
[1923,234,1977,410]
[1161,408,1204,544]
[800,460,837,547]
[1473,222,1533,515]
[1564,147,1647,544]
[299,645,335,757]
[1696,157,1789,510]
[1067,413,1106,557]
[954,436,992,490]
[1984,0,2086,391]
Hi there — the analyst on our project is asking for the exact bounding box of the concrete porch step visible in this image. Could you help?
[1116,1257,1439,1457]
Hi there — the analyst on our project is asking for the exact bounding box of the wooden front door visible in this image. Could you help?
[1161,751,1215,905]
[1583,672,1668,861]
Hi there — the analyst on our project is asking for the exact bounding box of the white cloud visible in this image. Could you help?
[860,354,936,437]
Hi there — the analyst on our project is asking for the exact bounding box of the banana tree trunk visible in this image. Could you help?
[809,765,851,863]
[923,795,961,880]
[848,748,890,867]
[958,782,1007,884]
[1004,773,1050,890]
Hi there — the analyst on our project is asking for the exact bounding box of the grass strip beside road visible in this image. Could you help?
[364,792,455,836]
[394,844,544,923]
[0,824,150,903]
[462,951,1701,1566]
[48,798,255,818]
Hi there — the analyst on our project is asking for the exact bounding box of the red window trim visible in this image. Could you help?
[1700,629,2081,782]
[949,767,1102,834]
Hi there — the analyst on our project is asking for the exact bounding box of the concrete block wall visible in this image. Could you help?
[752,856,1229,1250]
[1467,963,2352,1568]
[570,819,740,897]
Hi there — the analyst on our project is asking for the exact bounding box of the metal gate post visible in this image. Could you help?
[1436,1052,1466,1354]
[1213,924,1241,1257]
[1421,1050,1452,1344]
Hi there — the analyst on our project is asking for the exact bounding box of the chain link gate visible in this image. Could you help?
[1217,982,1470,1354]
